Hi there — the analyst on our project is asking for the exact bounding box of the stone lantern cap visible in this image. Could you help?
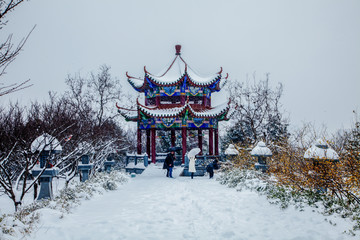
[225,144,239,155]
[31,133,62,153]
[304,139,339,161]
[250,141,272,157]
[77,142,95,155]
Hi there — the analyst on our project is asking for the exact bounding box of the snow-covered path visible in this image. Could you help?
[29,164,351,240]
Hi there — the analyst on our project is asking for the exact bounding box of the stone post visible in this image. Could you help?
[78,154,93,182]
[104,154,115,173]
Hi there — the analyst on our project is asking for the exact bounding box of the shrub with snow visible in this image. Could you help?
[0,171,129,240]
[218,168,360,236]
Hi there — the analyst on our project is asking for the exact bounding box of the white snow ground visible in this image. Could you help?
[27,164,353,240]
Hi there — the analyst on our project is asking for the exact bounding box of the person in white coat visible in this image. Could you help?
[189,156,196,179]
[187,148,201,179]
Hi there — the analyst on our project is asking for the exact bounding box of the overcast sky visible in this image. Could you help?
[1,0,359,134]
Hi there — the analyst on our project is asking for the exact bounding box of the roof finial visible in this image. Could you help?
[175,45,181,55]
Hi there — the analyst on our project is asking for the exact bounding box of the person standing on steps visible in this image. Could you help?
[165,149,175,178]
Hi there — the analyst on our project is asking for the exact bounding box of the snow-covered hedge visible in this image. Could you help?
[218,168,360,236]
[0,171,129,240]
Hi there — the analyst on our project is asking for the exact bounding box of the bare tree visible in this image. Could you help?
[224,73,289,146]
[0,127,79,211]
[89,65,121,126]
[65,65,123,127]
[65,65,134,151]
[0,0,33,96]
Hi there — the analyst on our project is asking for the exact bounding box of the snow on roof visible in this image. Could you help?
[139,104,187,117]
[225,144,239,155]
[31,133,62,153]
[250,141,272,157]
[146,55,222,86]
[186,66,220,86]
[148,56,186,84]
[304,139,339,160]
[117,108,137,120]
[138,101,230,118]
[128,46,226,88]
[128,77,144,89]
[188,102,229,118]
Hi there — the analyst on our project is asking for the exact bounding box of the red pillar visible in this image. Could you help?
[137,129,142,154]
[182,128,187,164]
[156,95,160,106]
[146,129,150,157]
[198,129,203,155]
[151,128,156,163]
[215,128,219,156]
[209,128,214,155]
[171,130,176,147]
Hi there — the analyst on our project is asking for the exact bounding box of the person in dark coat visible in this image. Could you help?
[164,150,175,178]
[206,159,219,179]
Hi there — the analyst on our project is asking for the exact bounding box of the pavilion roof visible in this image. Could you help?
[116,99,232,121]
[126,45,228,91]
[137,100,230,119]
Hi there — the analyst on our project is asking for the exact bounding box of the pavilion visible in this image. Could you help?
[117,45,232,163]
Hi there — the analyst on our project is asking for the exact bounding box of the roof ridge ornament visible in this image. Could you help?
[175,45,181,55]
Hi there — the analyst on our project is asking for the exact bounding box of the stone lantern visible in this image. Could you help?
[250,141,272,172]
[224,144,239,161]
[304,139,339,192]
[304,138,339,163]
[31,133,62,200]
[77,142,94,182]
[104,153,116,173]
